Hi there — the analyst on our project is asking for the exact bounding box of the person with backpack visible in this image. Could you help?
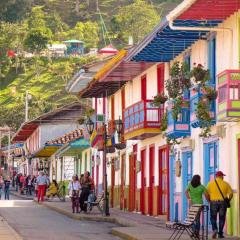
[206,171,233,239]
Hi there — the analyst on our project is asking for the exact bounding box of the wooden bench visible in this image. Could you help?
[166,204,203,240]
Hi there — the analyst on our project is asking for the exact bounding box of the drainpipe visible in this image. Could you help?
[167,17,233,69]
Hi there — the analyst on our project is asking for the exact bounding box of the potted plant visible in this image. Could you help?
[190,63,210,85]
[205,86,218,101]
[160,111,168,132]
[153,93,168,107]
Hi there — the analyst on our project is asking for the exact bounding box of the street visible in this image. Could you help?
[0,194,121,240]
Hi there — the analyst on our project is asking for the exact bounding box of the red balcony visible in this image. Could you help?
[124,99,163,140]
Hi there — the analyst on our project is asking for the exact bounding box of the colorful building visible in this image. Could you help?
[68,0,240,237]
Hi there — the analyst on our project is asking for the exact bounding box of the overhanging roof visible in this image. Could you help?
[79,50,154,98]
[12,102,86,143]
[56,138,90,157]
[126,0,239,62]
[31,144,62,158]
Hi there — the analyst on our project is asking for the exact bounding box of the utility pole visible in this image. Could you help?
[25,90,29,122]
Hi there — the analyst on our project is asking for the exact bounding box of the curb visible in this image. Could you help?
[10,191,34,200]
[0,216,23,240]
[112,228,138,240]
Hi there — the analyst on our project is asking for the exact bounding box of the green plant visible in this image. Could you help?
[172,97,183,121]
[166,61,191,99]
[204,86,218,101]
[160,111,168,132]
[153,93,168,107]
[85,108,95,118]
[196,98,212,138]
[191,63,210,85]
[77,116,85,125]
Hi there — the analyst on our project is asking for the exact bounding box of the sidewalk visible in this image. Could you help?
[10,191,240,239]
[0,216,22,240]
[10,189,34,200]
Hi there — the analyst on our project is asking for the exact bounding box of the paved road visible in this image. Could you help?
[0,195,122,240]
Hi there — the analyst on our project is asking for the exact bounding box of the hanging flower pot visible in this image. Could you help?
[153,93,168,107]
[205,87,218,101]
[191,63,210,85]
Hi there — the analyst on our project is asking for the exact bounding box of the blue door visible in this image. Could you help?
[204,141,219,185]
[169,154,178,221]
[181,151,193,220]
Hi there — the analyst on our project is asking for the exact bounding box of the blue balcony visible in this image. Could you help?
[190,85,216,128]
[166,100,190,139]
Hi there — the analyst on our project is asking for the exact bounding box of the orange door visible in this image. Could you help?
[129,153,136,211]
[120,154,125,210]
[149,146,155,216]
[158,147,170,217]
[111,160,115,208]
[140,149,146,214]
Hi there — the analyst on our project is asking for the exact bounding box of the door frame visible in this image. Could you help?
[140,148,146,214]
[169,154,176,221]
[111,158,115,208]
[181,151,193,221]
[120,153,126,210]
[129,152,136,211]
[158,145,170,218]
[149,144,155,216]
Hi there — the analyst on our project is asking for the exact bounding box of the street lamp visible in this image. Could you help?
[85,118,94,135]
[86,118,110,216]
[115,118,123,135]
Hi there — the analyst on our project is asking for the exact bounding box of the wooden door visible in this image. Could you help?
[111,160,115,208]
[120,154,126,210]
[141,75,147,101]
[129,152,136,212]
[149,146,155,216]
[140,149,146,214]
[181,151,193,220]
[158,147,170,217]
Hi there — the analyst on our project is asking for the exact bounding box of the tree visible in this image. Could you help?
[67,21,100,49]
[0,0,32,23]
[111,0,160,44]
[24,27,52,54]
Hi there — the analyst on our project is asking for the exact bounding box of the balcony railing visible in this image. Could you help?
[166,100,190,139]
[124,99,163,140]
[217,69,240,121]
[190,84,216,128]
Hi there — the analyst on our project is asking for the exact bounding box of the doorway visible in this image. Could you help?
[120,154,126,210]
[140,149,146,214]
[158,147,169,217]
[149,145,155,216]
[181,151,193,220]
[111,159,115,208]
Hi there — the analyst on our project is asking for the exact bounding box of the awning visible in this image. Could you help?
[79,49,154,98]
[126,0,239,63]
[31,144,62,158]
[56,138,90,157]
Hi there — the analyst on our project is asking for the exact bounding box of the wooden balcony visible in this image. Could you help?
[124,100,163,140]
[166,100,190,139]
[190,84,216,128]
[217,70,240,121]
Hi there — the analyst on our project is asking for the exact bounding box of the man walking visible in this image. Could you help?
[36,172,47,203]
[206,171,233,239]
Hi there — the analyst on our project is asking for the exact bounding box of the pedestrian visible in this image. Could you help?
[185,174,209,237]
[36,171,47,203]
[79,171,94,212]
[4,176,11,200]
[206,171,233,239]
[26,175,32,196]
[19,174,25,194]
[46,180,58,199]
[68,175,80,213]
[0,176,4,199]
[15,174,20,192]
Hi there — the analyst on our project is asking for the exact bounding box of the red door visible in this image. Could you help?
[149,145,155,216]
[158,147,170,217]
[120,154,126,210]
[141,75,147,101]
[129,144,137,211]
[111,160,115,208]
[140,149,146,214]
[238,139,240,212]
